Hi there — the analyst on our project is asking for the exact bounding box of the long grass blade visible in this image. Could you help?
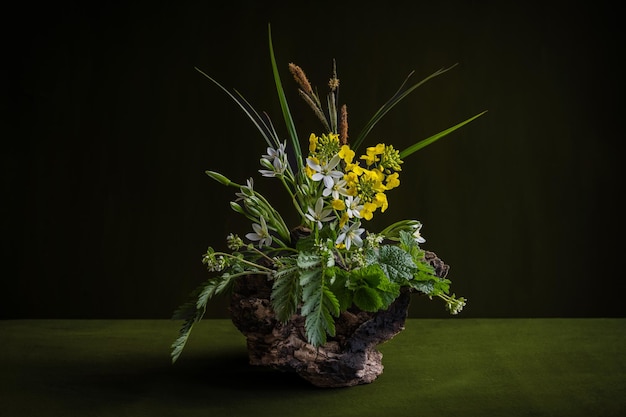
[195,67,276,149]
[352,64,458,151]
[268,24,304,173]
[399,110,487,159]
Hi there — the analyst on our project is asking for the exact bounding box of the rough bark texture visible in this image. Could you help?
[229,251,448,388]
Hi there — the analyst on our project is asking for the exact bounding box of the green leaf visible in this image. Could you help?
[297,252,322,270]
[375,245,417,283]
[375,276,401,309]
[347,264,383,290]
[409,279,435,294]
[299,265,338,346]
[353,286,383,312]
[347,264,400,311]
[327,267,353,311]
[352,65,459,152]
[268,24,304,174]
[399,110,487,159]
[194,67,278,150]
[170,279,215,364]
[271,260,301,321]
[170,272,239,364]
[323,286,340,317]
[294,231,316,252]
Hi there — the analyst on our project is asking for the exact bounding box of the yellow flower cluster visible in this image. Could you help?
[306,132,403,222]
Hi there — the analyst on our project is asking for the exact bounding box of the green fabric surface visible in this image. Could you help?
[1,319,624,417]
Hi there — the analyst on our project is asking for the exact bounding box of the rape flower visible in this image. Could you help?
[338,145,355,164]
[385,172,400,190]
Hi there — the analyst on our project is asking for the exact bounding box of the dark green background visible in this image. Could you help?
[3,1,623,319]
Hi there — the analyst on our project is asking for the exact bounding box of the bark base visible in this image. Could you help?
[228,251,448,388]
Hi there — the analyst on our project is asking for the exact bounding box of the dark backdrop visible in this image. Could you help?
[3,1,623,319]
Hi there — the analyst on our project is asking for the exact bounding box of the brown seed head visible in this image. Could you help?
[288,63,313,96]
[339,104,348,145]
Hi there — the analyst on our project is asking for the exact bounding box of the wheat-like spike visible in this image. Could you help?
[298,89,331,132]
[289,63,314,96]
[328,91,337,134]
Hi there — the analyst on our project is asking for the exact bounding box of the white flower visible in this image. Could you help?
[245,216,273,248]
[259,142,288,177]
[305,197,336,229]
[412,222,426,244]
[335,221,365,250]
[322,177,349,199]
[307,154,344,190]
[235,178,254,201]
[344,195,363,218]
[262,141,287,162]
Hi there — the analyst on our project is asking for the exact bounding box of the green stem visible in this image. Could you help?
[214,251,275,273]
[280,175,306,219]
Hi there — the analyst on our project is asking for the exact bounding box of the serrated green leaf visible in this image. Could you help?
[323,286,340,317]
[376,245,417,282]
[297,252,322,270]
[171,278,217,364]
[299,264,338,346]
[409,279,435,294]
[271,262,301,321]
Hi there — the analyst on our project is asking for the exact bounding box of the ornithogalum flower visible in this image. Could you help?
[305,197,336,229]
[335,221,365,250]
[245,216,273,248]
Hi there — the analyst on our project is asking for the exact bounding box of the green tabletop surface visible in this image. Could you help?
[1,318,624,417]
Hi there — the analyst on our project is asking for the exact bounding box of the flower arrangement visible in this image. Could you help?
[171,26,486,364]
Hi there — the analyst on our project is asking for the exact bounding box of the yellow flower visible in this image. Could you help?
[370,168,385,182]
[338,145,355,164]
[347,163,364,176]
[332,199,346,210]
[363,169,386,193]
[360,202,378,220]
[344,171,359,186]
[374,192,388,212]
[309,133,318,152]
[360,152,377,166]
[360,143,385,166]
[385,172,400,190]
[339,212,349,228]
[369,143,385,154]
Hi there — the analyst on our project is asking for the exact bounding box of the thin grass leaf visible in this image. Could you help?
[399,110,487,159]
[352,65,458,151]
[268,24,304,174]
[232,89,282,149]
[194,67,277,149]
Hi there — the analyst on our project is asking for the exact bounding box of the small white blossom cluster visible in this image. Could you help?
[202,249,227,272]
[446,295,467,315]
